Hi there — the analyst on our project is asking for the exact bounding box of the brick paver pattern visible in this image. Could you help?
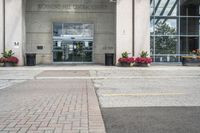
[0,79,105,133]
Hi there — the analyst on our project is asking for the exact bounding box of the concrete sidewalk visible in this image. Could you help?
[1,65,200,90]
[0,65,200,133]
[0,64,200,71]
[0,75,106,133]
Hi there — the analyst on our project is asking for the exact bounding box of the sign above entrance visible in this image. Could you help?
[109,0,117,2]
[38,4,108,10]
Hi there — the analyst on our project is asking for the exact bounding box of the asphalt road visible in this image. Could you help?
[1,67,200,133]
[93,69,200,133]
[102,107,200,133]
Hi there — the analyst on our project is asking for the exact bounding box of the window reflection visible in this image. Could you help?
[53,23,62,36]
[180,0,200,16]
[180,37,199,54]
[150,36,155,55]
[155,36,177,54]
[180,18,200,35]
[154,18,177,35]
[150,18,154,34]
[151,0,200,62]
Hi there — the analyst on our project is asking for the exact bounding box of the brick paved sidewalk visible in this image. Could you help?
[0,79,106,133]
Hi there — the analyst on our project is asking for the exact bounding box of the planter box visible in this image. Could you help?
[135,63,149,67]
[120,62,131,67]
[3,62,16,67]
[181,57,200,66]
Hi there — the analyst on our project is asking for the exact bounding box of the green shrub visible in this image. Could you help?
[121,52,128,58]
[2,50,15,58]
[140,51,149,58]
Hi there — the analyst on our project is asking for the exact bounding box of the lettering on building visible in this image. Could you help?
[103,46,114,50]
[38,4,108,10]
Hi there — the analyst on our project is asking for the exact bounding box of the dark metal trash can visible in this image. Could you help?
[105,53,114,66]
[26,53,36,66]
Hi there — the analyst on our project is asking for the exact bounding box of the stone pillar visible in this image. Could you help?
[5,0,25,65]
[0,0,3,55]
[116,0,133,63]
[134,0,150,57]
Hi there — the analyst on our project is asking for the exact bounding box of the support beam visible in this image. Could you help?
[155,0,170,24]
[152,0,162,16]
[150,0,153,5]
[160,0,170,16]
[163,0,178,24]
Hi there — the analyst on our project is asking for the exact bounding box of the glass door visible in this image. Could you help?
[53,23,94,62]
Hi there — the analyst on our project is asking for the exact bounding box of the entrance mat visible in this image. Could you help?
[36,70,90,77]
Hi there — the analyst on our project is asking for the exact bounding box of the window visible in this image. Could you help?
[52,23,94,62]
[151,0,200,62]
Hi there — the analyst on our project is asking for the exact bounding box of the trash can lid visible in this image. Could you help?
[105,53,114,55]
[26,53,36,55]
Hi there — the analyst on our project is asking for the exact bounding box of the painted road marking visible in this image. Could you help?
[36,76,200,80]
[102,92,185,97]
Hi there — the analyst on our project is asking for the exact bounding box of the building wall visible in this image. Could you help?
[5,0,24,65]
[0,0,3,55]
[116,0,133,62]
[134,0,150,57]
[116,0,150,61]
[26,0,116,64]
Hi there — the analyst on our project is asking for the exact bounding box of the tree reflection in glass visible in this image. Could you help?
[154,22,177,54]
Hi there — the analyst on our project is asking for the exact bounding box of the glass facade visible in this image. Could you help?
[53,23,94,62]
[151,0,200,62]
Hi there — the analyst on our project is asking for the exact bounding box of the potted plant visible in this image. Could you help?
[118,52,135,67]
[135,51,152,67]
[181,49,200,66]
[0,50,19,67]
[192,49,200,56]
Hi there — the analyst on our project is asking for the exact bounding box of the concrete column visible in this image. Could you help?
[0,0,3,55]
[116,0,133,63]
[5,0,25,65]
[134,0,150,57]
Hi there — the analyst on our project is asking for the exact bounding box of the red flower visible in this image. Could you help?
[118,57,135,63]
[135,57,152,64]
[0,56,19,64]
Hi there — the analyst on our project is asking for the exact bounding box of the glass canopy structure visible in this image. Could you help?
[150,0,200,62]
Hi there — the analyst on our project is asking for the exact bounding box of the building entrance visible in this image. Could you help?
[53,23,94,62]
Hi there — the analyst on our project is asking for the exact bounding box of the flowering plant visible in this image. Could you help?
[0,50,19,64]
[140,51,149,58]
[0,56,19,63]
[135,51,152,64]
[121,52,129,58]
[135,57,152,64]
[118,57,135,63]
[192,49,200,56]
[118,51,134,64]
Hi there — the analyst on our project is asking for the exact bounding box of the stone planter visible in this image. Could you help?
[3,62,15,67]
[181,57,200,66]
[120,62,131,67]
[135,63,149,67]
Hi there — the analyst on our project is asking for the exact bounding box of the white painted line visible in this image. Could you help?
[35,76,200,80]
[102,92,185,97]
